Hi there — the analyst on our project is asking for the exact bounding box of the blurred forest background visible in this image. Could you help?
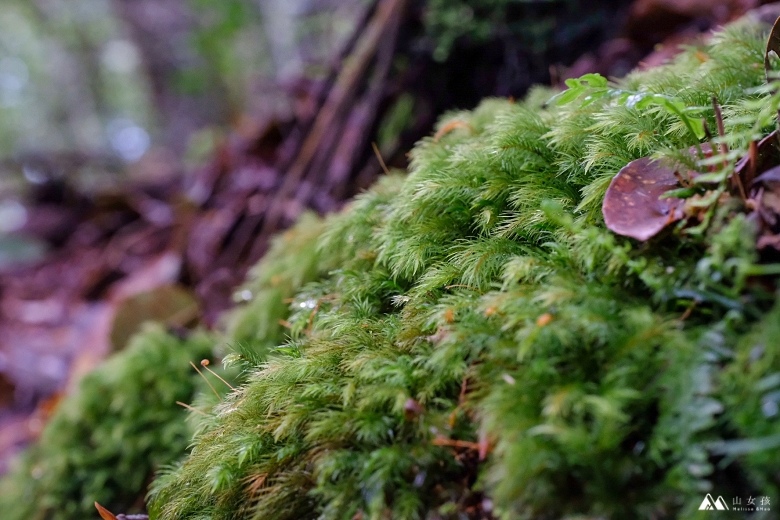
[0,0,361,195]
[0,0,766,473]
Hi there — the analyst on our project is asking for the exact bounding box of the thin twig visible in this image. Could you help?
[432,436,481,451]
[372,142,390,175]
[190,361,220,399]
[176,401,208,417]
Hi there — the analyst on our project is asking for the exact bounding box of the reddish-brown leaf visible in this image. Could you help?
[602,156,686,241]
[403,398,424,420]
[750,165,780,250]
[94,502,118,520]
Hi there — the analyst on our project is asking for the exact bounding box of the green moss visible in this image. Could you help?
[0,325,214,520]
[148,17,780,520]
[223,212,333,370]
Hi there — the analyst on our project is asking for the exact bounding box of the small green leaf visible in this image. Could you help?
[661,187,698,199]
[549,87,584,106]
[578,73,608,87]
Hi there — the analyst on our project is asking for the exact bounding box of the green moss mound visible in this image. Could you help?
[0,211,335,520]
[0,325,214,520]
[148,19,780,520]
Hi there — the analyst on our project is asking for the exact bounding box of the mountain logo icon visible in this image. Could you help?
[698,494,730,511]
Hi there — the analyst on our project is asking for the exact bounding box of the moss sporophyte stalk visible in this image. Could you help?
[5,14,780,520]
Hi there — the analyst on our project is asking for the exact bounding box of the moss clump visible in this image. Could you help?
[223,212,336,369]
[148,18,780,520]
[0,209,340,520]
[0,325,214,520]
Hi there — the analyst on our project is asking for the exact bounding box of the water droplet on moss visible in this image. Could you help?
[762,398,779,418]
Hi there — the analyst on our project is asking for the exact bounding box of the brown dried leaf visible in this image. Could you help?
[737,130,780,188]
[754,164,780,185]
[751,165,780,249]
[766,15,780,82]
[403,398,424,420]
[602,157,685,241]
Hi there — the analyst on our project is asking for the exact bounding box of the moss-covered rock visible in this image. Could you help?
[5,14,780,520]
[148,17,780,520]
